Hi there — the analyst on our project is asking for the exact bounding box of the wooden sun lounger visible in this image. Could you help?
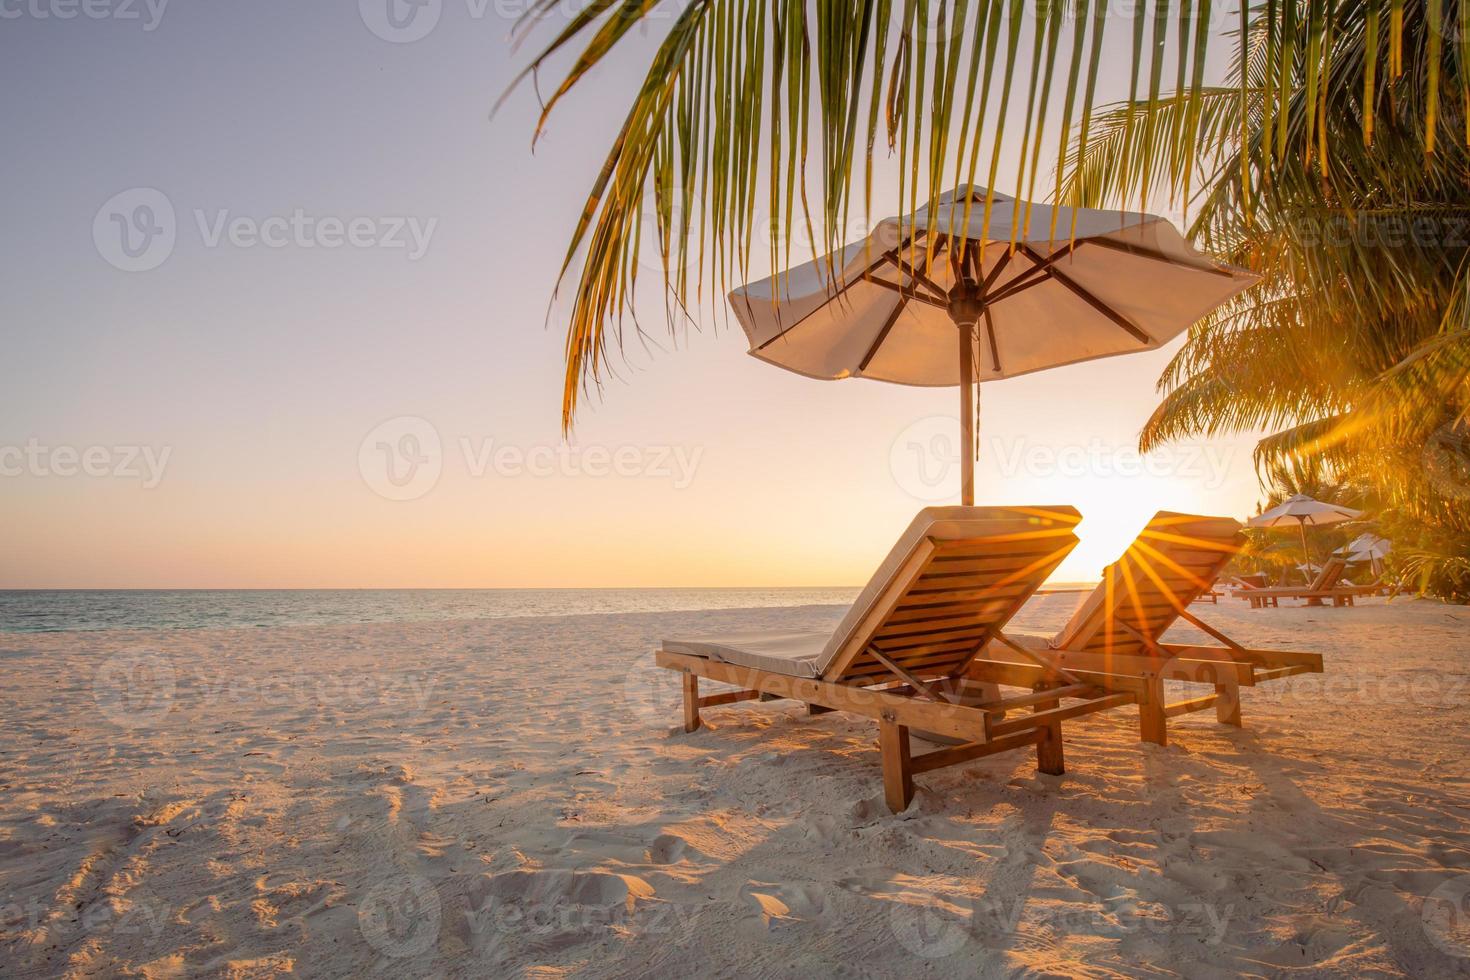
[655,506,1142,813]
[970,512,1324,747]
[1191,582,1224,603]
[1237,558,1376,607]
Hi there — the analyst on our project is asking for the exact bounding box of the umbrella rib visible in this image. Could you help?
[1085,237,1239,278]
[751,242,912,353]
[983,306,1002,373]
[985,243,1079,304]
[857,297,910,372]
[861,275,949,308]
[979,249,1014,293]
[1018,244,1153,345]
[892,248,950,301]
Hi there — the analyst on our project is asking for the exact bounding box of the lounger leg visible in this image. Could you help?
[878,716,914,813]
[682,673,701,732]
[1215,675,1242,727]
[1139,673,1168,746]
[1031,685,1065,776]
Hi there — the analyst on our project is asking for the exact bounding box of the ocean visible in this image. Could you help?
[0,585,1095,633]
[0,588,864,633]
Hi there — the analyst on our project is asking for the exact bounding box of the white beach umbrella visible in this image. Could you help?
[1337,532,1392,560]
[729,185,1258,504]
[1337,532,1391,576]
[1248,494,1364,582]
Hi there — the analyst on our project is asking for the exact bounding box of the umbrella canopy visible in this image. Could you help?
[730,185,1257,503]
[1337,533,1392,562]
[1248,494,1364,529]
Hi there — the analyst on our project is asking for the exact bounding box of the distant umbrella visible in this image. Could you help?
[730,185,1257,504]
[1337,532,1392,577]
[1337,532,1392,560]
[1248,494,1364,584]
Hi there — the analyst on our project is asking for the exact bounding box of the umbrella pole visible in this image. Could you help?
[1298,518,1311,583]
[959,319,975,507]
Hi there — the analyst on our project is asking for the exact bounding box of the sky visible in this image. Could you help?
[0,1,1268,588]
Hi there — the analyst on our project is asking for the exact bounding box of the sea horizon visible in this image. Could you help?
[0,584,1097,633]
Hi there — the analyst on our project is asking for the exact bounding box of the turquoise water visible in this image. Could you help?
[0,589,864,633]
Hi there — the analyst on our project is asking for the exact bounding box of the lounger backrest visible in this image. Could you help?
[818,506,1081,685]
[1310,558,1347,591]
[1053,511,1243,656]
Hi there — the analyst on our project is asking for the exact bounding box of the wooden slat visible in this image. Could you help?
[843,650,969,678]
[967,659,1147,696]
[910,730,1042,773]
[873,620,998,643]
[698,689,761,707]
[891,596,1016,617]
[983,684,1100,712]
[1164,694,1218,718]
[987,692,1137,737]
[656,650,988,742]
[863,646,952,698]
[884,605,1009,626]
[1161,644,1323,672]
[870,633,991,655]
[1254,664,1318,681]
[912,570,1036,591]
[919,554,1070,574]
[1049,649,1254,686]
[899,585,1037,606]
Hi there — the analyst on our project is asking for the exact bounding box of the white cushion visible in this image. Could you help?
[661,631,829,678]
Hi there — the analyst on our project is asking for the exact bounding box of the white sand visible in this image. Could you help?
[2,596,1469,977]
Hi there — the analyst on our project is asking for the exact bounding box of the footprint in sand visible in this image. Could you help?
[740,880,826,928]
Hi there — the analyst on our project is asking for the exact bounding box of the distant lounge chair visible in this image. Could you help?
[971,512,1324,746]
[1237,557,1378,607]
[1191,580,1224,603]
[656,507,1142,812]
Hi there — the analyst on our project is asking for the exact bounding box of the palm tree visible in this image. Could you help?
[510,0,1469,591]
[1060,0,1470,539]
[512,0,1465,423]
